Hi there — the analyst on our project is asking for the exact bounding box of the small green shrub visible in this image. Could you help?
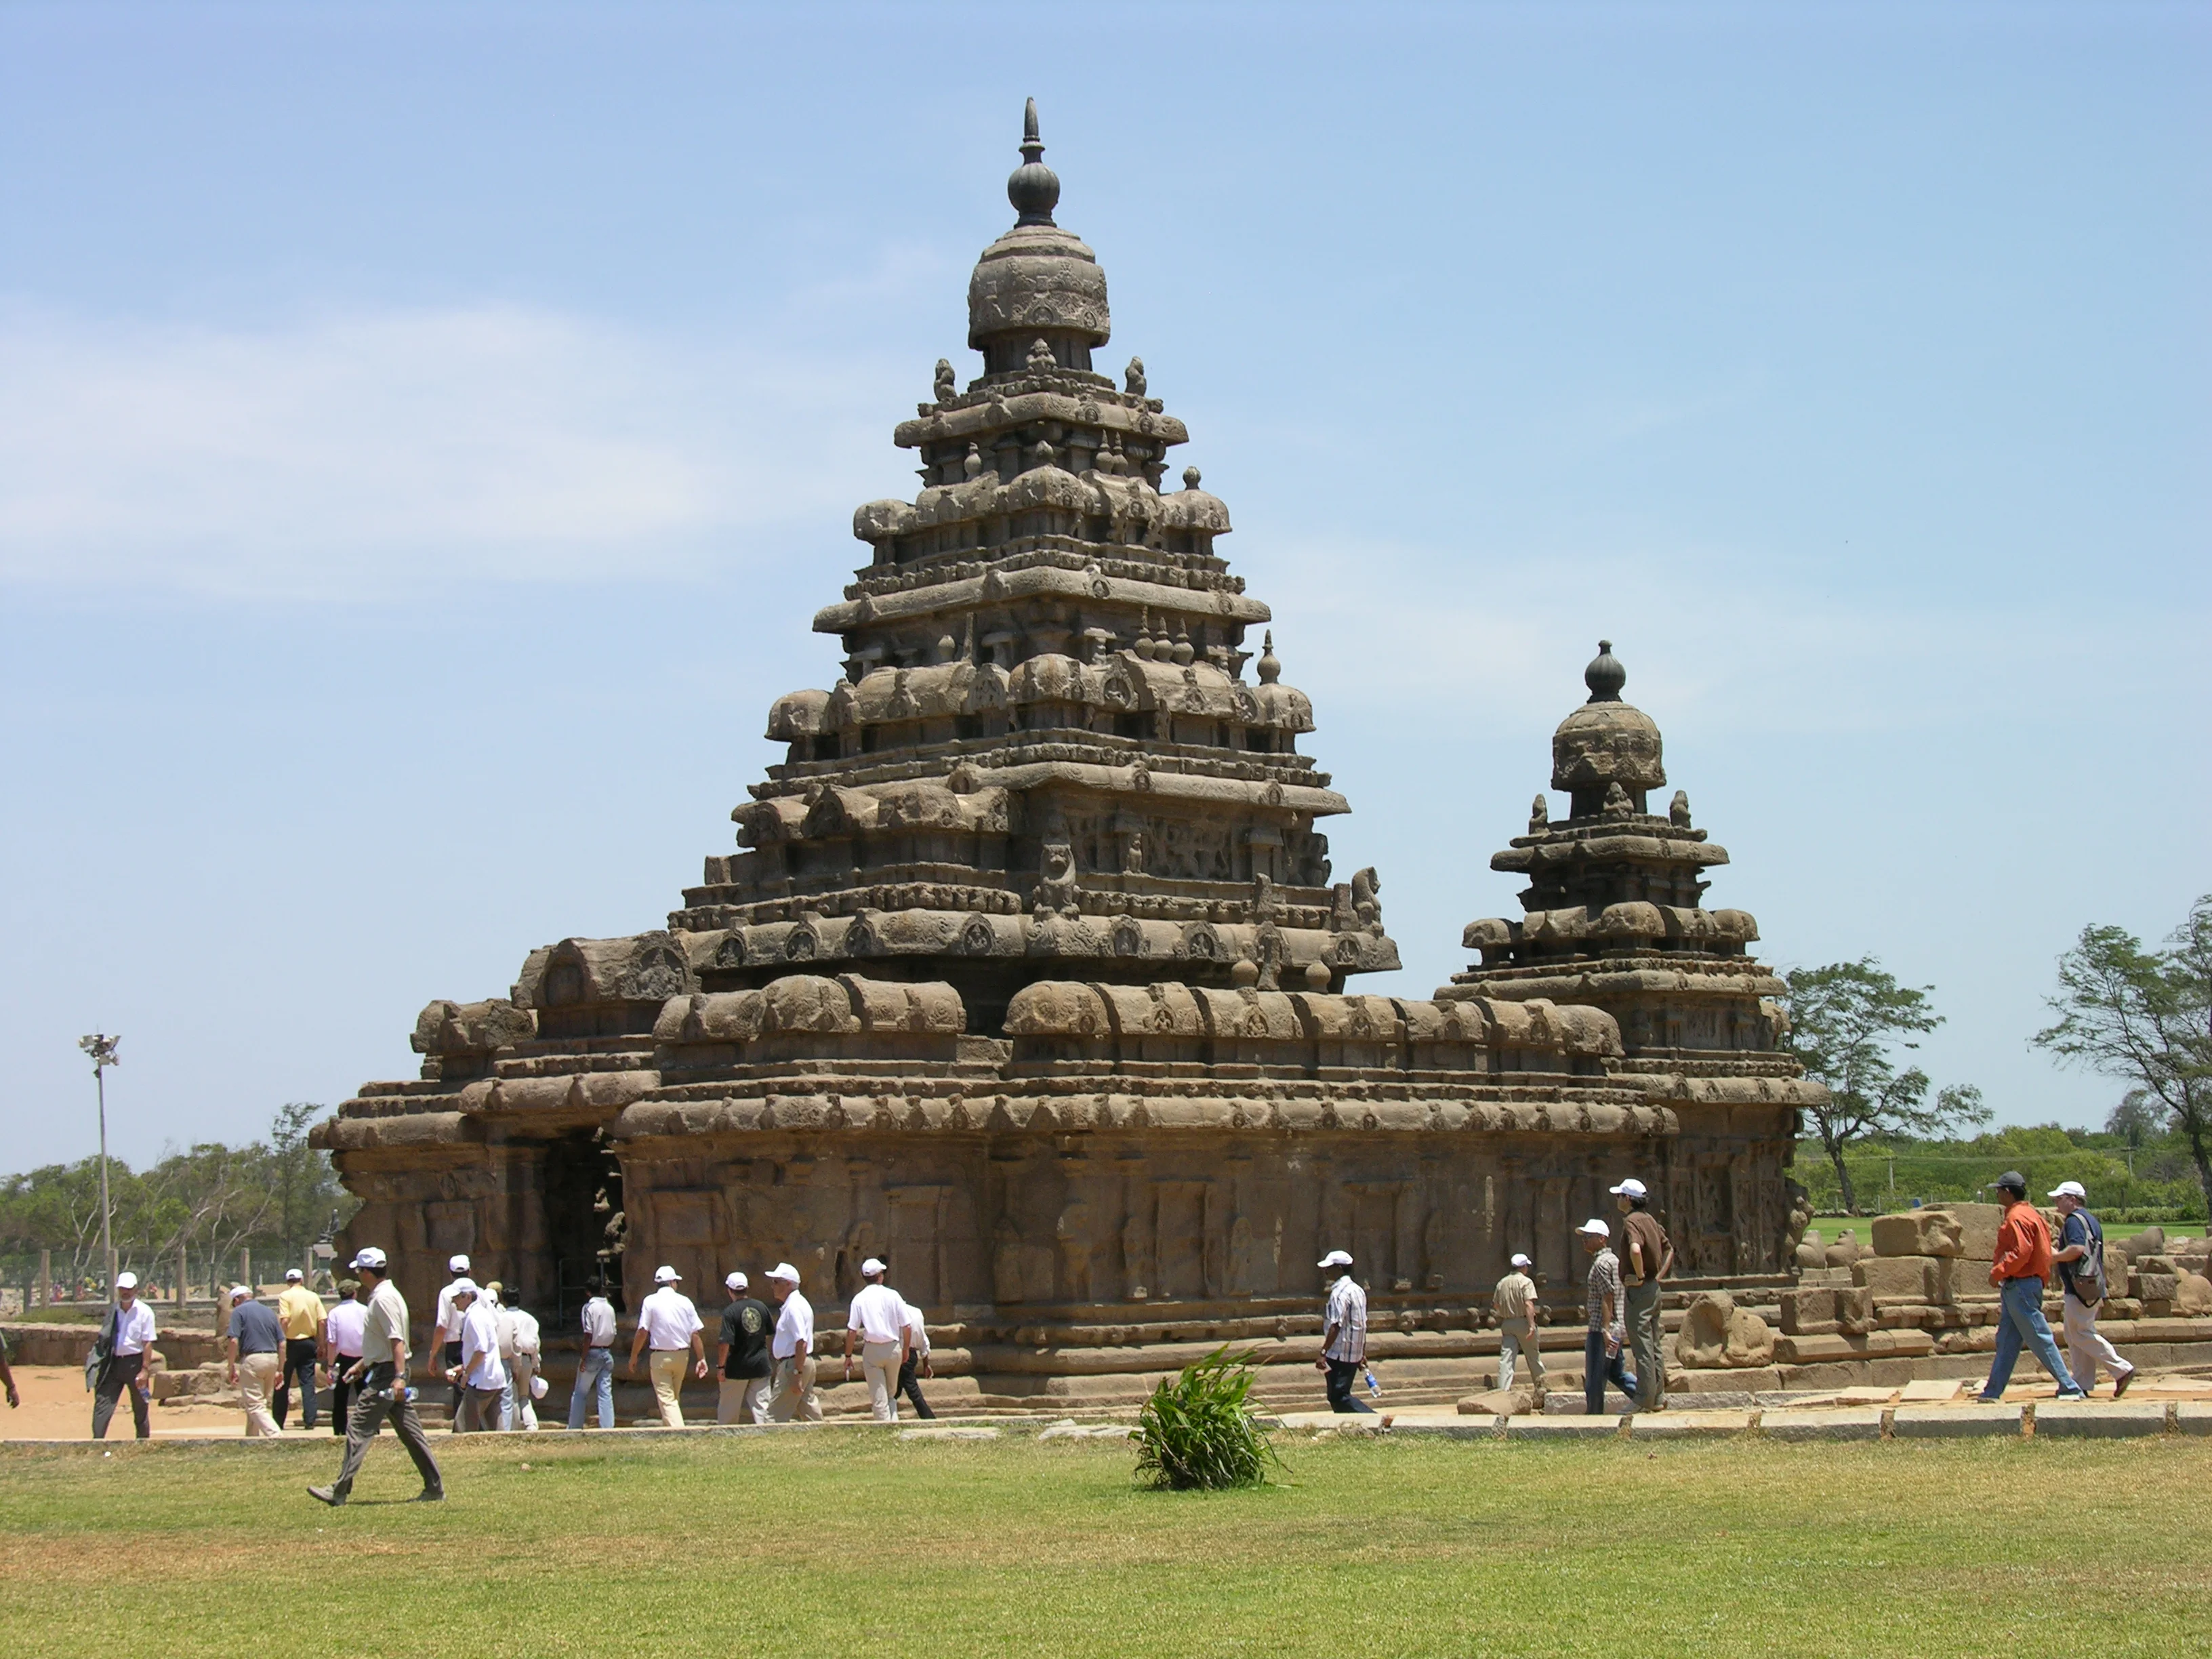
[1133,1346,1284,1491]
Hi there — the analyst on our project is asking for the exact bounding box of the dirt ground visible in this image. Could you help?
[0,1364,343,1441]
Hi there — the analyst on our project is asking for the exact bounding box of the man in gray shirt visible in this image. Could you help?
[226,1286,285,1438]
[310,1246,443,1506]
[568,1285,618,1430]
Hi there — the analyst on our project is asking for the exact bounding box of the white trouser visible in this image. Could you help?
[860,1339,903,1422]
[2061,1293,2133,1392]
[1498,1328,1545,1395]
[510,1353,539,1429]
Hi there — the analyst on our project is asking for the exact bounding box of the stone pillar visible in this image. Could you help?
[37,1249,49,1312]
[239,1248,251,1292]
[178,1245,189,1307]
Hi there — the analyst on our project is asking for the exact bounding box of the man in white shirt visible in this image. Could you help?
[1314,1249,1374,1415]
[627,1265,706,1428]
[91,1271,158,1440]
[568,1287,618,1431]
[445,1281,506,1433]
[842,1258,912,1422]
[310,1246,442,1506]
[897,1291,936,1420]
[765,1262,822,1423]
[495,1286,543,1431]
[321,1279,369,1437]
[430,1254,472,1414]
[484,1281,519,1430]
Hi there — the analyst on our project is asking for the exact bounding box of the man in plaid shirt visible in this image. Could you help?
[1579,1218,1637,1414]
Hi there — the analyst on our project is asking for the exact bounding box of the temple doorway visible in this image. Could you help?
[540,1129,625,1328]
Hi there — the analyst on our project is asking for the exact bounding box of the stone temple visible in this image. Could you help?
[318,104,1822,1406]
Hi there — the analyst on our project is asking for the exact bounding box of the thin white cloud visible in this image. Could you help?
[0,301,898,599]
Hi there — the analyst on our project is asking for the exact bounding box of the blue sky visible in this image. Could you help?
[2,2,2205,1169]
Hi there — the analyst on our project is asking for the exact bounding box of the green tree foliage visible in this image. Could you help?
[1134,1347,1283,1491]
[0,1104,354,1297]
[1782,958,1989,1215]
[2034,895,2212,1220]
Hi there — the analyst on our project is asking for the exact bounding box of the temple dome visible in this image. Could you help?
[1551,640,1665,803]
[967,100,1109,373]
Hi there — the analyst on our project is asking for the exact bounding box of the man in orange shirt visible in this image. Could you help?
[1976,1171,2088,1404]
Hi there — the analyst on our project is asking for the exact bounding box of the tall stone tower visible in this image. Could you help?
[665,99,1399,1036]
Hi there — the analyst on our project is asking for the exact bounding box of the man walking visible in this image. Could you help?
[1314,1249,1373,1414]
[843,1258,911,1422]
[715,1271,773,1425]
[91,1271,157,1441]
[2050,1181,2135,1398]
[568,1282,617,1431]
[0,1327,19,1413]
[896,1291,936,1420]
[765,1263,822,1423]
[322,1279,367,1435]
[498,1286,543,1430]
[430,1253,471,1412]
[628,1265,707,1428]
[1492,1252,1544,1399]
[1612,1179,1673,1412]
[445,1280,506,1433]
[483,1282,519,1430]
[1579,1218,1637,1414]
[1979,1172,2089,1402]
[309,1246,443,1506]
[272,1267,325,1431]
[226,1285,285,1437]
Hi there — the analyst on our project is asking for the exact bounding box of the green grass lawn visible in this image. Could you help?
[3,1428,2207,1657]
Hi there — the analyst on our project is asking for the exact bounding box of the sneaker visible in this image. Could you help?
[2055,1388,2089,1401]
[409,1490,445,1503]
[306,1486,344,1507]
[2113,1369,2136,1399]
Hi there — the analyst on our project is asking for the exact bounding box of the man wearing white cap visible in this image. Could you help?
[445,1280,506,1433]
[430,1253,472,1414]
[90,1271,157,1440]
[226,1285,285,1437]
[1578,1219,1637,1415]
[843,1258,912,1422]
[1611,1178,1673,1412]
[765,1263,822,1422]
[2050,1181,2135,1397]
[716,1271,774,1425]
[310,1245,443,1505]
[1314,1250,1373,1414]
[628,1265,707,1428]
[1492,1252,1544,1398]
[273,1267,325,1431]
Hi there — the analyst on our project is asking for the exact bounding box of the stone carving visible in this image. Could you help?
[1124,356,1145,396]
[935,358,956,403]
[1351,867,1382,933]
[1033,842,1081,919]
[1679,1290,1775,1368]
[1528,794,1548,832]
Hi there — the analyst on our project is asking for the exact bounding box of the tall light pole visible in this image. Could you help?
[78,1033,121,1294]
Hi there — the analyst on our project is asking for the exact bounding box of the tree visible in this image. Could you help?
[1781,958,1990,1214]
[2034,895,2212,1221]
[2106,1088,2163,1151]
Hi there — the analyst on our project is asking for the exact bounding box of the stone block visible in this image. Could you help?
[1853,1255,1938,1303]
[2175,1403,2212,1438]
[1629,1410,1752,1439]
[1759,1408,1883,1443]
[1872,1211,1964,1258]
[2113,1226,2165,1264]
[1507,1415,1625,1440]
[2175,1273,2212,1317]
[1679,1292,1775,1369]
[1822,1231,1863,1268]
[2031,1401,2166,1439]
[2133,1254,2177,1275]
[2131,1273,2178,1303]
[1942,1204,2004,1261]
[1892,1404,2022,1439]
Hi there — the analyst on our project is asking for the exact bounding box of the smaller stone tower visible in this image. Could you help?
[1442,642,1824,1278]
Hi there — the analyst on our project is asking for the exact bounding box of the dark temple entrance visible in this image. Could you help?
[540,1128,626,1330]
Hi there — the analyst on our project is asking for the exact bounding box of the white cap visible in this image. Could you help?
[1609,1178,1648,1200]
[861,1257,887,1277]
[115,1272,138,1290]
[2049,1180,2087,1200]
[449,1277,479,1298]
[229,1284,254,1303]
[448,1254,470,1273]
[653,1265,681,1284]
[284,1268,304,1282]
[1509,1253,1532,1269]
[1317,1249,1353,1268]
[1577,1218,1612,1238]
[350,1246,387,1271]
[766,1262,801,1283]
[725,1271,748,1290]
[529,1374,550,1399]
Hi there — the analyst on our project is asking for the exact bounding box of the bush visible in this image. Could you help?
[1133,1346,1283,1492]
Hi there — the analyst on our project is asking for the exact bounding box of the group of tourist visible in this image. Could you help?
[424,1254,545,1433]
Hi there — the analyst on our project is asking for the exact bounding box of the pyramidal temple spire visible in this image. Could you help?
[1008,97,1059,226]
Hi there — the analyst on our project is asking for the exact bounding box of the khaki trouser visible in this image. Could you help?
[454,1384,503,1433]
[718,1374,771,1425]
[768,1354,821,1422]
[238,1351,282,1437]
[2062,1293,2134,1393]
[1498,1326,1545,1395]
[510,1354,539,1430]
[860,1339,904,1422]
[648,1350,689,1428]
[1624,1280,1664,1411]
[328,1362,442,1502]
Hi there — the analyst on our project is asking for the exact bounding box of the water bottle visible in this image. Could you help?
[1364,1366,1382,1398]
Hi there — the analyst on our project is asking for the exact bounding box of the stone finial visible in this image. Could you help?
[1008,98,1059,225]
[1256,630,1281,684]
[1031,439,1055,470]
[1027,337,1055,372]
[1170,624,1194,666]
[1670,790,1692,828]
[1584,640,1626,703]
[964,442,984,480]
[1182,466,1202,491]
[934,358,956,403]
[1124,356,1146,396]
[1305,958,1333,991]
[1229,957,1261,988]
